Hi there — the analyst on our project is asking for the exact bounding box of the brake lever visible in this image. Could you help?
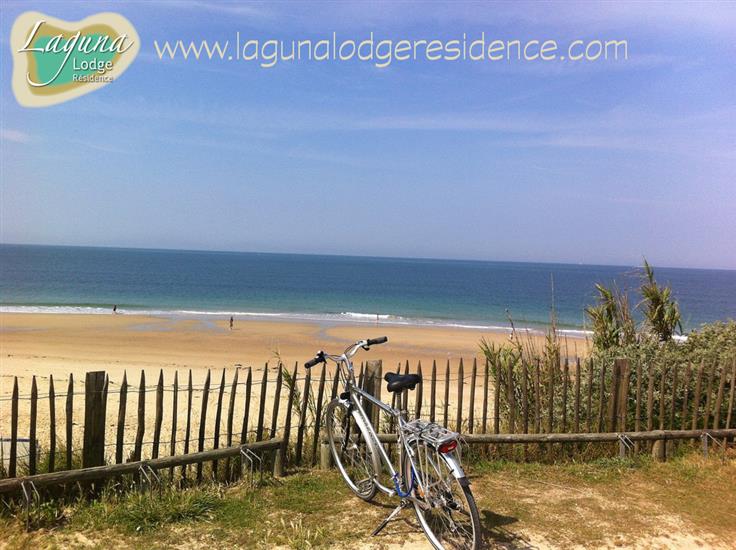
[362,345,370,351]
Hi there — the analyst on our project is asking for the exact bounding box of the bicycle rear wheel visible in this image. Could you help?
[404,441,481,549]
[325,398,380,501]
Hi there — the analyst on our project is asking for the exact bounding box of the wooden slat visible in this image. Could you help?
[152,370,164,459]
[619,359,631,432]
[330,363,340,401]
[83,371,107,468]
[65,374,73,470]
[311,363,327,465]
[374,362,383,429]
[561,359,569,432]
[713,366,727,429]
[507,357,516,433]
[430,360,437,424]
[212,369,227,478]
[48,375,56,473]
[133,370,145,462]
[467,359,476,432]
[691,362,704,430]
[255,365,268,442]
[646,364,655,432]
[0,438,283,494]
[658,365,667,431]
[573,358,581,434]
[725,359,736,430]
[295,367,312,465]
[535,359,542,433]
[634,363,642,450]
[443,360,450,429]
[9,378,18,478]
[115,372,128,464]
[521,360,529,434]
[170,371,179,479]
[702,363,716,429]
[456,359,464,433]
[585,359,593,433]
[240,367,252,444]
[597,362,607,433]
[415,361,424,420]
[225,368,238,479]
[182,370,193,480]
[608,360,622,432]
[401,361,409,413]
[669,365,679,429]
[29,376,38,475]
[196,370,211,482]
[493,358,501,434]
[269,365,283,439]
[548,359,555,434]
[481,359,489,434]
[281,363,299,468]
[680,364,692,430]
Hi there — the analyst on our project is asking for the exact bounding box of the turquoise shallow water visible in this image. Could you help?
[0,244,734,333]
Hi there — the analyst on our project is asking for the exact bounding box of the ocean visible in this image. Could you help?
[0,244,734,334]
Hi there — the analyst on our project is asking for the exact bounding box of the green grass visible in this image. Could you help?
[1,451,734,549]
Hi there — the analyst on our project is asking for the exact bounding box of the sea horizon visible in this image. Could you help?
[1,243,734,333]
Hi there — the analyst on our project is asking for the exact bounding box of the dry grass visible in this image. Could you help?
[1,449,735,549]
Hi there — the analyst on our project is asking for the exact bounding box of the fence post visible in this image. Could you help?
[561,359,569,432]
[29,377,38,475]
[115,372,128,464]
[65,374,74,470]
[281,363,298,472]
[607,360,622,432]
[573,358,581,434]
[311,363,328,466]
[467,359,476,432]
[48,375,56,473]
[9,378,18,478]
[618,359,631,433]
[152,370,164,459]
[481,359,489,433]
[82,371,108,468]
[456,359,464,433]
[295,367,312,465]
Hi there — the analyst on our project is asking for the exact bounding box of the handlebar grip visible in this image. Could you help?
[305,352,324,369]
[367,336,388,346]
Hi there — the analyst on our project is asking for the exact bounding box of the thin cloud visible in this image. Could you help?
[0,129,32,144]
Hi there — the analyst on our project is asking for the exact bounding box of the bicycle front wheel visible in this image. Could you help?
[404,441,481,550]
[325,398,380,501]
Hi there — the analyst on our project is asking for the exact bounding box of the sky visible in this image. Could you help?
[1,1,735,270]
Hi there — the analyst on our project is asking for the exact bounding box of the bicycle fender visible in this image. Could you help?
[440,451,467,480]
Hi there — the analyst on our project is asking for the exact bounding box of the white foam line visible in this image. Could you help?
[0,305,592,336]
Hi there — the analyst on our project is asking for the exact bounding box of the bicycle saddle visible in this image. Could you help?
[384,372,421,393]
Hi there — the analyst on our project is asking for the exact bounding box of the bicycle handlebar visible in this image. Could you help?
[305,351,325,369]
[304,337,388,368]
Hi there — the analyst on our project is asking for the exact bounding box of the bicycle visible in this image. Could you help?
[305,337,481,549]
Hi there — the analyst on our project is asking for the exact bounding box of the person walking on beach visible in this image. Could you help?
[229,316,234,330]
[112,305,117,314]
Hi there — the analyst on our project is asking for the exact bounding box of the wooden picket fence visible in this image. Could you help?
[1,356,735,489]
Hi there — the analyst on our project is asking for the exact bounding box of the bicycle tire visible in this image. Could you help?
[325,398,380,501]
[404,440,481,550]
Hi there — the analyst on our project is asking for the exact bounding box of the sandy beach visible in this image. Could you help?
[0,312,588,387]
[0,313,588,465]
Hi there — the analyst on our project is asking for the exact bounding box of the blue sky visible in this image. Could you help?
[1,1,734,269]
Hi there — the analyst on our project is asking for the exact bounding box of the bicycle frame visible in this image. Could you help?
[323,341,466,500]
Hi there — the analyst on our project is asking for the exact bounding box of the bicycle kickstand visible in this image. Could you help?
[371,499,409,537]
